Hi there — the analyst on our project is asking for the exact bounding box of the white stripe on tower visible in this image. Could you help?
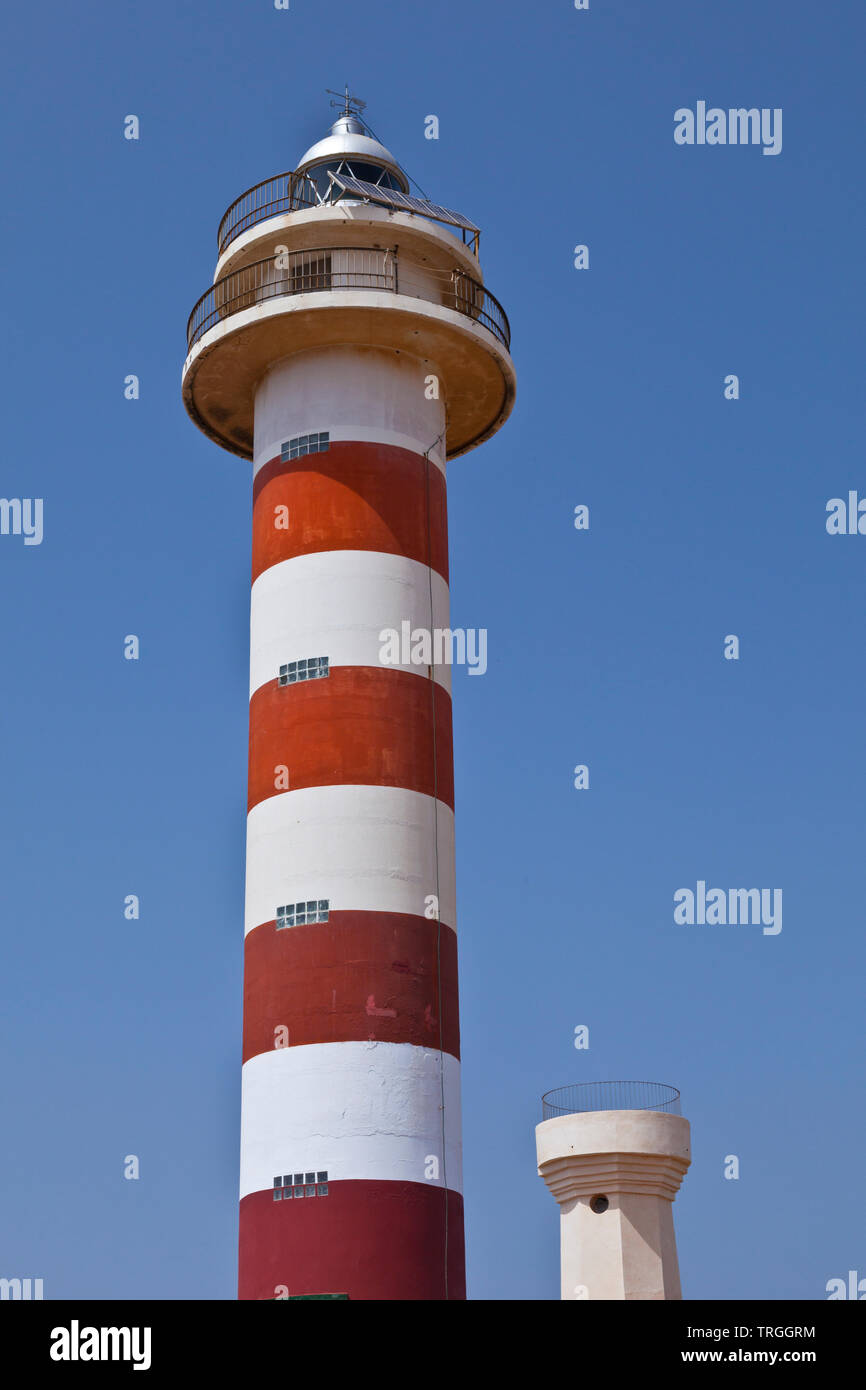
[252,347,447,477]
[249,550,452,697]
[239,1042,462,1199]
[244,785,457,934]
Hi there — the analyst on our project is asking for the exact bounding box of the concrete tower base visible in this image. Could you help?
[536,1110,691,1301]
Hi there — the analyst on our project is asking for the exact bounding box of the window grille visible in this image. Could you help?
[280,430,330,462]
[276,900,330,929]
[279,655,329,686]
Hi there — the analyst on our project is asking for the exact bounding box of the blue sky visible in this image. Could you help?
[1,0,863,1299]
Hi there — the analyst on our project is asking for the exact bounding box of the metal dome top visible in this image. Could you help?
[296,93,409,193]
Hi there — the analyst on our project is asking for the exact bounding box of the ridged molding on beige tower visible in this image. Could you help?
[536,1085,690,1301]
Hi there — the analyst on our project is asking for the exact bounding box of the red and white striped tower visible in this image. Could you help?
[182,97,515,1301]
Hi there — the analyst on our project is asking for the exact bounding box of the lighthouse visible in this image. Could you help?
[182,93,515,1300]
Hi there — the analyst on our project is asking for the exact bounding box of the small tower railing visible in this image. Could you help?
[186,248,510,354]
[541,1082,682,1121]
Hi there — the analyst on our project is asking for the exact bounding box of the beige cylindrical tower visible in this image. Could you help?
[536,1083,690,1301]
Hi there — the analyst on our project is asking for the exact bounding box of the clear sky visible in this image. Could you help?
[0,0,863,1300]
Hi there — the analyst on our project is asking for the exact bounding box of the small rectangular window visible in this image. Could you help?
[280,430,331,464]
[275,1170,329,1200]
[278,656,329,688]
[276,899,329,929]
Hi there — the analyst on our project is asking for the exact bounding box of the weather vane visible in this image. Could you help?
[327,85,366,119]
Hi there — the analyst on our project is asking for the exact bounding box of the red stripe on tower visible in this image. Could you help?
[242,911,460,1062]
[239,1184,466,1302]
[251,441,449,584]
[247,666,454,812]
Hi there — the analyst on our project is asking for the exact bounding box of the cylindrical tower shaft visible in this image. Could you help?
[239,346,464,1300]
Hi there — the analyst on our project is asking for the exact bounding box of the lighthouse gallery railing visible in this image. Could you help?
[216,171,479,257]
[217,171,319,255]
[186,247,510,354]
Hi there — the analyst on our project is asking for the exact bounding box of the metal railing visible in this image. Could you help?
[186,247,510,353]
[217,170,479,257]
[217,172,319,256]
[541,1082,682,1121]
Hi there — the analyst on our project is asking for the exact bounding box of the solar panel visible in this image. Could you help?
[328,173,479,234]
